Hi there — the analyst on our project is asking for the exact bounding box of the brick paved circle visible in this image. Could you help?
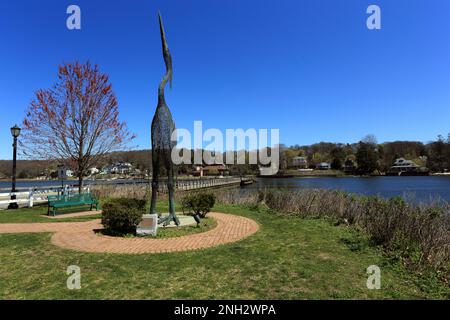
[0,212,259,254]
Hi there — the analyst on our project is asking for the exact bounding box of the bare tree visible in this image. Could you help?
[361,134,378,145]
[21,61,135,192]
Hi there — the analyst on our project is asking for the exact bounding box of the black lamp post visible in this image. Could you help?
[8,124,21,209]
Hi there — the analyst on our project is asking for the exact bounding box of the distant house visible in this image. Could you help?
[291,156,308,169]
[192,164,229,177]
[205,164,229,176]
[104,161,133,174]
[317,162,331,170]
[118,162,133,174]
[386,157,429,176]
[89,167,99,175]
[392,158,417,168]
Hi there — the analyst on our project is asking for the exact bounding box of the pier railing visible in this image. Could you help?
[157,177,242,193]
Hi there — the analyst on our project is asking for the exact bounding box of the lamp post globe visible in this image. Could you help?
[8,124,21,210]
[10,124,21,138]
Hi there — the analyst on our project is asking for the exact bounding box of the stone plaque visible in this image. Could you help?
[136,214,158,236]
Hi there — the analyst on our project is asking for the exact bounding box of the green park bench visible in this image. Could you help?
[47,193,99,216]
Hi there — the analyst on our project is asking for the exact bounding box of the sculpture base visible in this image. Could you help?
[158,214,197,228]
[158,213,180,227]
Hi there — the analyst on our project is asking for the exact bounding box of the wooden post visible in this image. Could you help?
[28,188,34,208]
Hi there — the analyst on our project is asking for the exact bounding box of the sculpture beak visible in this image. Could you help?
[158,12,167,50]
[158,11,173,88]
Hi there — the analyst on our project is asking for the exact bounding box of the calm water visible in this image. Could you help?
[252,176,450,203]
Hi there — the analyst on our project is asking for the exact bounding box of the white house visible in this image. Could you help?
[89,167,100,175]
[104,162,133,174]
[292,156,308,168]
[393,158,418,168]
[317,162,331,170]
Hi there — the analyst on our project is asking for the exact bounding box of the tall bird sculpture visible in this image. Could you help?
[150,12,180,226]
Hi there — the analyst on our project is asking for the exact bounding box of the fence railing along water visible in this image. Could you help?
[0,186,91,208]
[0,177,244,209]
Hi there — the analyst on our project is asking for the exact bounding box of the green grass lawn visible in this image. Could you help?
[0,201,176,223]
[0,202,447,299]
[0,205,102,223]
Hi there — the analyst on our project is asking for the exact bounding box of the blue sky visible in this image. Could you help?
[1,0,450,159]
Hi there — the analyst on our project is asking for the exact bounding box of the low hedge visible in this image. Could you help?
[101,198,146,235]
[181,192,216,219]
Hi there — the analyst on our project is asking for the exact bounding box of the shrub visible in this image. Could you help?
[101,198,146,235]
[181,192,216,218]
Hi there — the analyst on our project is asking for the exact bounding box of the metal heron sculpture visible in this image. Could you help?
[150,12,180,226]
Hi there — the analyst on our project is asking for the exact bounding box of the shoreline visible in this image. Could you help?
[2,173,450,183]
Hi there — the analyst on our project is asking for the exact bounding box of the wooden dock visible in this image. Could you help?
[156,177,244,193]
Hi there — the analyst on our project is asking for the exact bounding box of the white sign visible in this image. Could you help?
[57,166,67,179]
[136,214,158,236]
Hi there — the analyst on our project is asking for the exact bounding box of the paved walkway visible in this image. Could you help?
[0,212,259,254]
[44,210,102,219]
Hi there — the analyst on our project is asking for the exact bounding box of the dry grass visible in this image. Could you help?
[91,184,204,202]
[91,184,151,200]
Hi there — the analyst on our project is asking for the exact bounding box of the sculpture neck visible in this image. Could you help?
[158,71,171,107]
[157,94,166,107]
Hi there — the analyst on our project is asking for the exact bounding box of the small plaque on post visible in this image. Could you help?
[136,214,158,236]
